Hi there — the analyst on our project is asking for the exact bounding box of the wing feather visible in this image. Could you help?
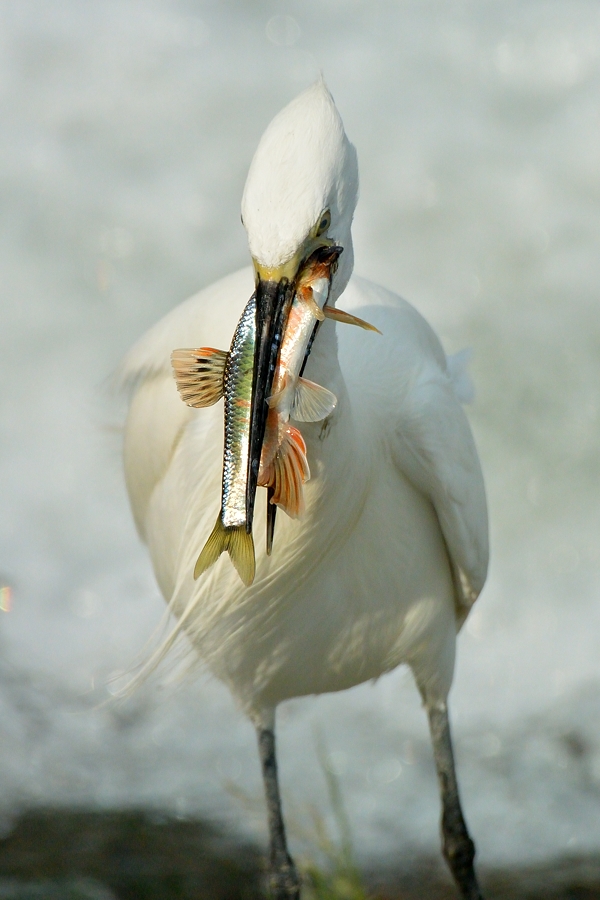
[392,366,488,612]
[338,278,489,617]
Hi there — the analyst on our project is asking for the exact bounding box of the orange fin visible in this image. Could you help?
[323,306,381,334]
[171,348,227,408]
[292,377,337,423]
[194,516,255,586]
[261,426,310,519]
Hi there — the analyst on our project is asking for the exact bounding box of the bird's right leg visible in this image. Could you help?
[256,724,301,899]
[426,701,484,900]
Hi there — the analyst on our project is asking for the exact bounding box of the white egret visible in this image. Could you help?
[121,82,489,900]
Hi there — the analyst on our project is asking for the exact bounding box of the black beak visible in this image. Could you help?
[245,276,294,530]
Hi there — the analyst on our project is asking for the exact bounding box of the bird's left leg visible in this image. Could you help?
[427,701,484,900]
[256,724,301,899]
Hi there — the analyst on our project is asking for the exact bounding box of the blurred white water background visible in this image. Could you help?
[1,0,600,873]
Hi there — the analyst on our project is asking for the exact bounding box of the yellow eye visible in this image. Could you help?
[316,210,331,236]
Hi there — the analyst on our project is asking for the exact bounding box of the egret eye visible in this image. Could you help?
[316,210,331,236]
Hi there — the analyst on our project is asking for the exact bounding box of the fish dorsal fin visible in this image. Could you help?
[259,425,310,519]
[323,306,382,334]
[171,347,227,408]
[292,377,337,423]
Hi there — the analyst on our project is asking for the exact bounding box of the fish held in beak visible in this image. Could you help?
[171,242,378,586]
[246,275,295,528]
[246,244,344,526]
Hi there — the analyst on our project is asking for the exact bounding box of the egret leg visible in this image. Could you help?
[427,703,484,900]
[256,726,301,899]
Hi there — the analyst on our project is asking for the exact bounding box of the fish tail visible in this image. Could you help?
[194,517,256,586]
[227,526,256,586]
[194,517,226,580]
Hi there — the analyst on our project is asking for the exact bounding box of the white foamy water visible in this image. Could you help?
[2,0,600,869]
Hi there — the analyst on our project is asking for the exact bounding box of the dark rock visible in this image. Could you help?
[0,809,262,900]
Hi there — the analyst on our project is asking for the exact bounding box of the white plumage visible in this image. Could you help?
[121,81,489,900]
[122,268,487,708]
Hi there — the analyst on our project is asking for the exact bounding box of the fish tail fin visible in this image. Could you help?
[171,347,227,408]
[194,517,255,586]
[262,425,310,519]
[227,526,256,587]
[194,516,227,580]
[323,306,381,334]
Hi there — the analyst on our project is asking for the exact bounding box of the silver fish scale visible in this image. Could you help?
[221,295,256,528]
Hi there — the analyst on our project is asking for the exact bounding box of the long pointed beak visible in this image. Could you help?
[245,270,295,529]
[245,243,340,531]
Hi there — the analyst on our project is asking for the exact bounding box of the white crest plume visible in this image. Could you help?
[241,81,359,276]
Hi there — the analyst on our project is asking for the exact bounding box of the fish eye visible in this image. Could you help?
[316,210,331,236]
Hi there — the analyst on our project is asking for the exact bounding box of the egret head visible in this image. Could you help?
[241,80,359,302]
[241,82,358,521]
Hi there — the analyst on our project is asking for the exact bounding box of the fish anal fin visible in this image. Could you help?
[323,306,382,334]
[292,377,337,423]
[171,347,228,408]
[264,425,310,519]
[194,516,255,586]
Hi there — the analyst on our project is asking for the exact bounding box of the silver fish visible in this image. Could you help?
[171,295,257,585]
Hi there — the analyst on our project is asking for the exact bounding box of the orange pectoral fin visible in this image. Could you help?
[323,306,382,334]
[171,347,228,408]
[262,425,310,519]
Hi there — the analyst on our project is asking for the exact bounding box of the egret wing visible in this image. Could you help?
[391,362,489,614]
[337,279,488,617]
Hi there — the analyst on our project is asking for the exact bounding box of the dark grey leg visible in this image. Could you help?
[257,726,301,899]
[427,703,484,900]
